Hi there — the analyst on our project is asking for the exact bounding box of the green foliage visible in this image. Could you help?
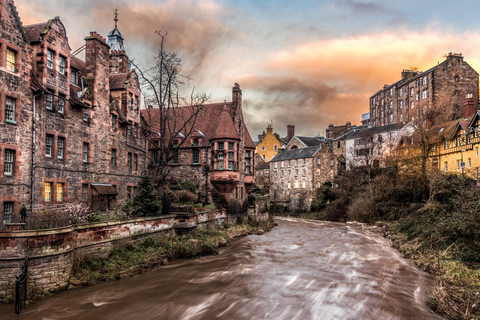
[177,180,197,194]
[177,189,197,204]
[89,211,103,223]
[132,175,161,217]
[310,183,337,212]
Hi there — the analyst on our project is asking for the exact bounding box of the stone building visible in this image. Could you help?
[0,3,145,225]
[370,53,479,127]
[269,141,338,211]
[141,84,256,207]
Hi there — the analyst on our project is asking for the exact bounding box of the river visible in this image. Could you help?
[0,217,442,320]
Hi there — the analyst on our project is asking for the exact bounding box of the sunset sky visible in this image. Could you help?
[16,0,480,137]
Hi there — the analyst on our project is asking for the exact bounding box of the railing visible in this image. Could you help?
[15,239,28,315]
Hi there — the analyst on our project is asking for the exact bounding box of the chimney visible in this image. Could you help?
[287,124,295,143]
[464,94,475,118]
[85,31,110,105]
[232,83,242,112]
[266,125,273,135]
[346,121,351,128]
[401,69,418,80]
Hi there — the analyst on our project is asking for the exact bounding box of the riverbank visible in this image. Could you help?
[67,219,274,293]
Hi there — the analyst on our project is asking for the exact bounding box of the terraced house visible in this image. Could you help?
[0,1,145,226]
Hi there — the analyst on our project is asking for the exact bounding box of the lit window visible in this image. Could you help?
[57,183,64,201]
[46,94,53,110]
[45,182,52,201]
[330,160,334,167]
[192,149,199,164]
[3,202,13,223]
[6,48,15,72]
[111,149,116,166]
[46,134,53,157]
[83,143,88,163]
[58,95,65,114]
[294,180,299,188]
[5,97,15,122]
[57,137,64,159]
[59,55,66,74]
[47,49,54,69]
[4,149,14,175]
[302,181,306,188]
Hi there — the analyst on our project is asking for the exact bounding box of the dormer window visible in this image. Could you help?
[173,140,179,147]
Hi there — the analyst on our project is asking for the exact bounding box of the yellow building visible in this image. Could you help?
[255,125,287,162]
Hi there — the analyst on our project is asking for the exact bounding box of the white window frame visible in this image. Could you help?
[83,143,88,163]
[4,149,14,175]
[46,134,53,157]
[46,94,53,110]
[5,97,15,122]
[47,49,54,69]
[57,95,65,114]
[57,137,64,159]
[59,55,66,75]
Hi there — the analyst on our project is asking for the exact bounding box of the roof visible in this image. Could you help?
[110,73,130,90]
[347,123,405,140]
[24,22,48,42]
[107,26,125,52]
[296,136,324,147]
[71,56,85,71]
[270,146,321,162]
[327,124,352,139]
[255,162,270,170]
[91,183,118,195]
[141,101,254,148]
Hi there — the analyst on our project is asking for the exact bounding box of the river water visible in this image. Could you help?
[0,217,442,320]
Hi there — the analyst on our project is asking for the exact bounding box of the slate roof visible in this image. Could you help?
[255,161,270,170]
[110,73,130,90]
[346,123,405,140]
[71,56,85,71]
[24,22,48,42]
[107,26,125,52]
[141,102,256,149]
[270,146,321,162]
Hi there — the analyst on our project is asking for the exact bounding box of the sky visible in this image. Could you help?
[15,0,480,138]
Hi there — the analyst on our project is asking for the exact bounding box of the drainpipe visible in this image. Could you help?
[31,93,43,213]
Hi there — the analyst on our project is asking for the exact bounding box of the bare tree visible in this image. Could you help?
[132,32,210,193]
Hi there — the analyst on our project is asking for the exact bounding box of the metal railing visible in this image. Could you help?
[15,240,28,315]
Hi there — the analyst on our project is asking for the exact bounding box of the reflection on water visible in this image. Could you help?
[0,217,443,320]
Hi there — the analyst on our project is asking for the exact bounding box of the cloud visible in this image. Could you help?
[343,1,394,15]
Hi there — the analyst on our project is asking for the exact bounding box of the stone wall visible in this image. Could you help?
[0,211,227,299]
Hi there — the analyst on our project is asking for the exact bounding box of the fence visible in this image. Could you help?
[15,241,28,315]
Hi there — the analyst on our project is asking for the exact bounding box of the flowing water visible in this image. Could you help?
[0,217,442,320]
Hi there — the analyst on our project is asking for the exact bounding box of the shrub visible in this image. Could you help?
[132,175,161,217]
[177,180,197,194]
[177,190,197,204]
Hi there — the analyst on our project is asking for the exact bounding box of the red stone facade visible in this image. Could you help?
[141,84,256,207]
[0,2,145,224]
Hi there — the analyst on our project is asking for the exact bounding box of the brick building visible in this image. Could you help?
[141,84,256,207]
[370,53,479,127]
[0,2,145,225]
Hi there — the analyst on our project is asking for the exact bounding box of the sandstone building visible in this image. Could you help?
[0,2,145,226]
[370,53,479,127]
[141,84,256,207]
[255,124,293,161]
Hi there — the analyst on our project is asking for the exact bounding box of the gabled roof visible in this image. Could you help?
[24,22,48,42]
[270,146,321,162]
[295,136,324,147]
[468,111,480,128]
[346,123,404,140]
[71,56,85,71]
[110,73,130,90]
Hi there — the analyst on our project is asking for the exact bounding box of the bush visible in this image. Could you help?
[177,180,197,194]
[132,175,161,217]
[177,190,197,204]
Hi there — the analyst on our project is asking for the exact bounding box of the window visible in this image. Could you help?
[303,158,306,165]
[330,160,334,167]
[46,94,53,110]
[57,137,65,159]
[281,182,284,189]
[127,124,131,136]
[262,155,265,160]
[82,143,89,163]
[399,101,403,109]
[302,181,306,188]
[111,149,116,167]
[172,152,178,165]
[390,101,393,109]
[173,140,179,148]
[399,88,403,96]
[378,134,383,143]
[422,76,427,85]
[390,88,393,96]
[476,146,479,158]
[411,102,414,109]
[192,149,199,164]
[57,183,64,201]
[70,70,77,84]
[444,140,449,150]
[444,162,448,172]
[218,160,224,170]
[218,142,224,150]
[274,145,278,151]
[317,159,320,165]
[112,115,117,130]
[57,95,65,114]
[4,149,14,175]
[274,171,277,177]
[133,124,138,138]
[6,48,15,72]
[47,49,54,69]
[422,90,427,100]
[294,180,299,188]
[390,114,393,123]
[302,169,306,176]
[59,55,66,74]
[287,182,291,189]
[83,108,88,122]
[134,98,138,111]
[410,88,414,96]
[390,132,395,140]
[5,97,15,122]
[134,154,138,170]
[82,184,88,201]
[46,134,53,157]
[228,161,234,170]
[228,142,234,150]
[295,159,298,166]
[274,162,278,169]
[128,94,132,108]
[281,161,284,168]
[127,186,132,201]
[44,182,52,201]
[228,152,234,160]
[261,146,265,151]
[281,170,284,177]
[128,152,132,169]
[3,202,13,224]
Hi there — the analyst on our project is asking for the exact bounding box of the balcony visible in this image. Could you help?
[210,170,240,184]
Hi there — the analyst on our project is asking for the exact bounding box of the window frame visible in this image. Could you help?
[4,149,14,175]
[46,94,53,110]
[82,143,89,163]
[45,134,53,157]
[47,49,54,69]
[44,182,52,201]
[56,183,64,202]
[6,48,15,72]
[57,95,65,114]
[59,55,66,75]
[5,97,15,123]
[57,137,65,159]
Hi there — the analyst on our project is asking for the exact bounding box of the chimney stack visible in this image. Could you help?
[287,125,295,143]
[464,94,475,118]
